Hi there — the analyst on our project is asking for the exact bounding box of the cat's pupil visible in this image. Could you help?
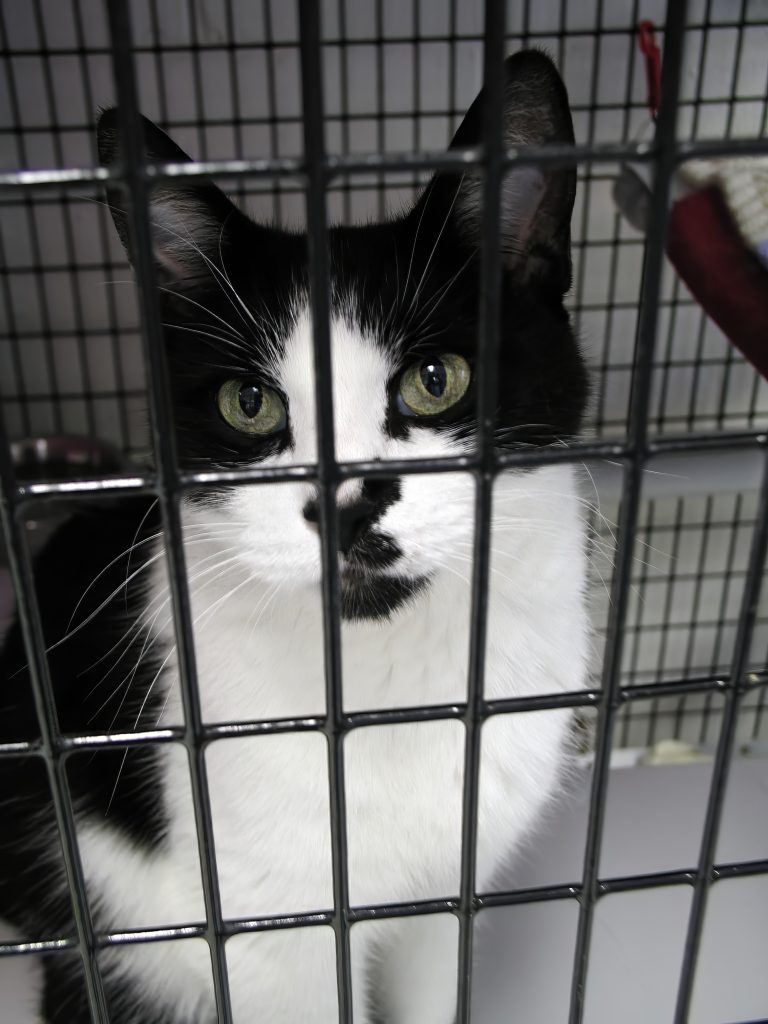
[239,383,262,418]
[420,361,446,398]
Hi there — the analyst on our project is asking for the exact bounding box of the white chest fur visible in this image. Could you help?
[78,465,589,1023]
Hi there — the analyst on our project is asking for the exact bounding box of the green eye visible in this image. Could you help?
[397,353,471,417]
[217,379,287,435]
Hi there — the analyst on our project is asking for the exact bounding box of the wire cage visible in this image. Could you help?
[0,1,767,1022]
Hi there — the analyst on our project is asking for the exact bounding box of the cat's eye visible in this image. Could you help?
[397,353,471,417]
[217,379,287,435]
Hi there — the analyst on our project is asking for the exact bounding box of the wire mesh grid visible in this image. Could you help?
[1,1,768,1022]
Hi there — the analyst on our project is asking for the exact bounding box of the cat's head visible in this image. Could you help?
[97,49,587,622]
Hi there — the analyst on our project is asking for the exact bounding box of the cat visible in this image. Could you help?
[0,49,588,1024]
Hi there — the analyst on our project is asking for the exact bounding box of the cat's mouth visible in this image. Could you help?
[342,528,402,573]
[337,566,430,622]
[320,527,430,621]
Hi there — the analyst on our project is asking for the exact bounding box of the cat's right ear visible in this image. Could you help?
[96,108,245,282]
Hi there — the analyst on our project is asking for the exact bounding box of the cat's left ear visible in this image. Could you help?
[96,108,247,282]
[429,49,576,293]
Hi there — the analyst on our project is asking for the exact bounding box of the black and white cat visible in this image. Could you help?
[0,50,589,1023]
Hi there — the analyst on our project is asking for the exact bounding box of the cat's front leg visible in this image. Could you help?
[374,914,459,1024]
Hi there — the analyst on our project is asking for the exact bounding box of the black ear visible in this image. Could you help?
[96,108,244,281]
[438,49,576,293]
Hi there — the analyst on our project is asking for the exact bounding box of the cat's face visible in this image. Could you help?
[98,51,587,620]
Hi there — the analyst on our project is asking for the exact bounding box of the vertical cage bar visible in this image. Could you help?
[0,410,108,1018]
[456,0,506,1020]
[648,497,687,742]
[676,494,715,734]
[699,493,744,743]
[296,1,353,1019]
[104,4,234,1021]
[673,450,768,1022]
[567,3,689,1022]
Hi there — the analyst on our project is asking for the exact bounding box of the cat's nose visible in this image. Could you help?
[337,499,376,556]
[302,498,375,556]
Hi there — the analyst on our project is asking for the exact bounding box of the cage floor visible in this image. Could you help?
[2,755,766,1024]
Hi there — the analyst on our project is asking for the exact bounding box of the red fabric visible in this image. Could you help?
[666,185,768,382]
[638,20,662,119]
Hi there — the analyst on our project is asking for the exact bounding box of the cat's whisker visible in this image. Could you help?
[153,689,173,730]
[155,286,246,340]
[493,488,672,571]
[406,251,475,344]
[402,176,465,329]
[64,524,247,641]
[160,215,259,337]
[189,567,260,631]
[448,517,646,604]
[59,530,247,680]
[93,195,273,350]
[170,319,246,344]
[385,236,402,336]
[123,499,161,613]
[86,557,244,717]
[67,530,163,634]
[112,565,263,759]
[104,639,179,814]
[587,560,614,607]
[212,213,283,343]
[402,181,433,308]
[86,196,248,343]
[245,577,284,641]
[178,319,245,344]
[105,751,131,818]
[162,322,253,349]
[89,608,167,723]
[84,546,245,700]
[96,555,251,802]
[42,552,170,660]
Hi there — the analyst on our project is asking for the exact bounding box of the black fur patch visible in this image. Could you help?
[0,498,170,947]
[340,569,430,622]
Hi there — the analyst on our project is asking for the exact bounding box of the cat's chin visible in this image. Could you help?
[338,566,430,622]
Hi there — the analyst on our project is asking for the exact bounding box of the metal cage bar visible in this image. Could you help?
[4,671,768,764]
[3,133,768,191]
[568,4,689,1020]
[1,2,768,1022]
[456,1,505,1017]
[673,449,768,1021]
[102,4,234,1021]
[296,0,353,1016]
[0,408,109,1018]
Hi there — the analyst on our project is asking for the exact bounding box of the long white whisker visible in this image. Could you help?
[403,183,433,307]
[162,322,252,349]
[84,547,244,701]
[402,176,465,328]
[125,500,161,610]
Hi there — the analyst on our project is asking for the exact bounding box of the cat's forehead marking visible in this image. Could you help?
[278,304,397,462]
